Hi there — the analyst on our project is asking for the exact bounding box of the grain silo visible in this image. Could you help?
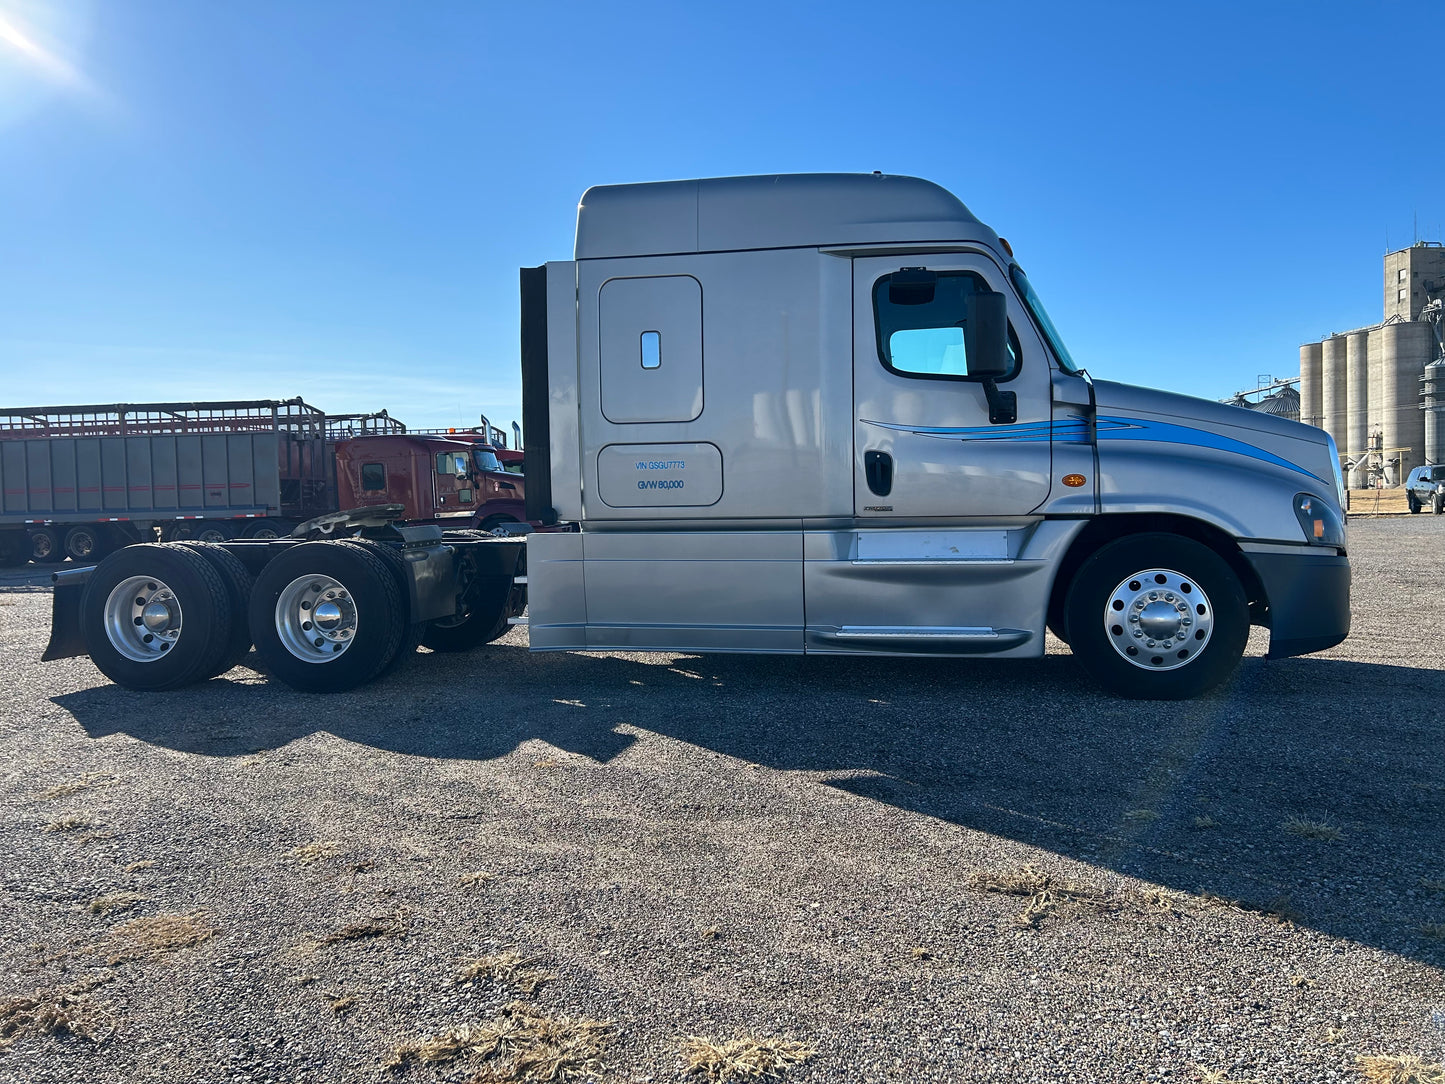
[1345,331,1370,486]
[1320,335,1348,452]
[1298,342,1323,428]
[1379,321,1431,483]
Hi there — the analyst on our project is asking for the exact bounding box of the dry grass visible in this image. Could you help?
[0,981,112,1048]
[1419,923,1445,941]
[699,926,721,941]
[105,912,217,965]
[910,947,933,960]
[456,951,556,996]
[385,1002,613,1080]
[459,871,494,888]
[1282,816,1343,842]
[323,910,408,945]
[1123,808,1159,823]
[43,813,94,832]
[968,865,1116,928]
[1193,815,1217,829]
[123,860,156,873]
[1288,974,1319,989]
[325,993,357,1015]
[88,892,147,916]
[681,1034,815,1081]
[1355,1054,1445,1083]
[1420,879,1445,895]
[288,841,344,864]
[38,773,118,801]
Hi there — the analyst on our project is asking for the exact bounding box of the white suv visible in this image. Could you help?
[1405,465,1445,514]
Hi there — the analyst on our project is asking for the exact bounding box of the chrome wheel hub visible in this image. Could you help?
[1104,568,1213,671]
[104,575,183,662]
[275,575,357,664]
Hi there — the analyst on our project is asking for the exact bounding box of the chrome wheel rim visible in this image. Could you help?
[275,575,357,664]
[104,575,183,662]
[1104,567,1213,671]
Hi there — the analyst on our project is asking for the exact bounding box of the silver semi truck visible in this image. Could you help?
[43,173,1350,699]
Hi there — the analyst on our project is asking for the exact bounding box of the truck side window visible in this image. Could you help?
[873,270,1020,381]
[361,463,386,491]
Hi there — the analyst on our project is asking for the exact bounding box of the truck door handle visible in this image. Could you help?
[499,481,516,492]
[864,450,893,496]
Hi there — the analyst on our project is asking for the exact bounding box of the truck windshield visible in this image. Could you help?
[473,448,502,473]
[1010,265,1080,374]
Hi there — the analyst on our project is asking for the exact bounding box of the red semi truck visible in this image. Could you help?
[0,398,525,566]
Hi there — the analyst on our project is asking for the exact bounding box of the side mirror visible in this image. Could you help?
[963,290,1010,379]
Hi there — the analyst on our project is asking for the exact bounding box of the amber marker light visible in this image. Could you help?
[998,237,1014,257]
[1063,474,1087,487]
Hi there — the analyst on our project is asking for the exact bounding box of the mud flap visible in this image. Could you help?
[42,573,91,662]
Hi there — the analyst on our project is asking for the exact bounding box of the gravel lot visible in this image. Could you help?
[1,518,1443,1083]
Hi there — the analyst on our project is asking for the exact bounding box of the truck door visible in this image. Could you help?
[852,255,1052,518]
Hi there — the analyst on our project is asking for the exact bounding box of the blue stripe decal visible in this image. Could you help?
[859,414,1327,485]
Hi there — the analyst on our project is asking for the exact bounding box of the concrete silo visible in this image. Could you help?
[1320,335,1349,457]
[1423,358,1445,465]
[1298,342,1323,429]
[1379,321,1432,483]
[1345,331,1370,486]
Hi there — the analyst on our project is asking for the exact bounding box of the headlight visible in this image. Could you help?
[1294,493,1345,548]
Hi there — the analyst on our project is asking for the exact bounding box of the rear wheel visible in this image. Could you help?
[79,543,233,690]
[248,541,405,693]
[1064,533,1248,700]
[174,542,255,676]
[29,527,64,565]
[336,539,423,671]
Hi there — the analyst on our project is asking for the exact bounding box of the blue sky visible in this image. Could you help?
[1,0,1440,433]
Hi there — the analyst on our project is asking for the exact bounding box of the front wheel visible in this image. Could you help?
[1434,493,1443,515]
[1408,491,1421,513]
[1064,533,1248,700]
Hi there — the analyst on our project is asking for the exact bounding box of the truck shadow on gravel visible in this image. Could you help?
[53,643,1445,968]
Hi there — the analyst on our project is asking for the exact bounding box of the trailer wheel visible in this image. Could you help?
[1063,533,1248,700]
[63,525,104,562]
[0,530,29,568]
[79,543,234,691]
[29,527,64,565]
[244,520,294,540]
[195,523,238,543]
[248,541,405,693]
[174,542,256,676]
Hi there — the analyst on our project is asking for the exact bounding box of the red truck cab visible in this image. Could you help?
[333,435,527,529]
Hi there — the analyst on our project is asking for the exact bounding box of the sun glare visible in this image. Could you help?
[0,10,86,90]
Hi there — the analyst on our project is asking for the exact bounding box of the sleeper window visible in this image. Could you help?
[361,463,386,491]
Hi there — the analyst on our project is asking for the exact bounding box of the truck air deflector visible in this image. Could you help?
[520,265,555,524]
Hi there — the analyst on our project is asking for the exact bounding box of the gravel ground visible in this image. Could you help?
[1,518,1443,1084]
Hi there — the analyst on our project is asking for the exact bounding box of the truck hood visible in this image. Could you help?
[1090,379,1343,503]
